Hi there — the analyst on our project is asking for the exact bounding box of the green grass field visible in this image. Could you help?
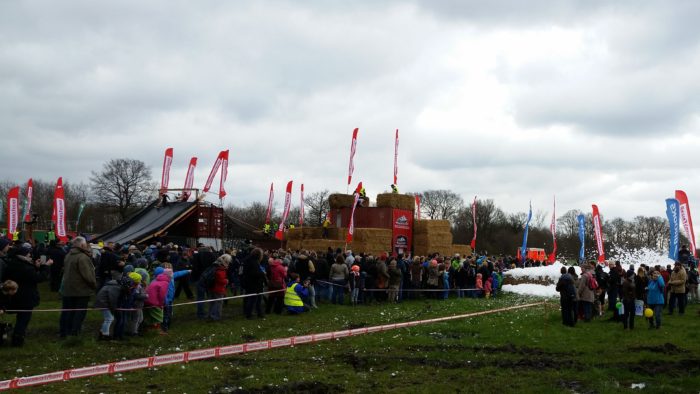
[1,286,699,393]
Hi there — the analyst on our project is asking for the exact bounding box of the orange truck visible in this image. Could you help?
[516,247,547,263]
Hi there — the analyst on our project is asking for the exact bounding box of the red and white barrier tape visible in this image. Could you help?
[0,301,544,391]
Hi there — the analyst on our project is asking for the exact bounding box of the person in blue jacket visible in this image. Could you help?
[646,269,665,329]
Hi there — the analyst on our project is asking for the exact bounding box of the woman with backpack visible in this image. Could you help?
[576,263,596,322]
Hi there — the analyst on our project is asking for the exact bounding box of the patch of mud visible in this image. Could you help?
[214,381,344,393]
[240,334,257,342]
[626,358,700,376]
[627,342,687,355]
[558,380,595,394]
[406,343,575,356]
[345,322,368,330]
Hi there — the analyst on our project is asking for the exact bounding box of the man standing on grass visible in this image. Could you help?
[577,263,596,322]
[60,237,97,338]
[556,266,577,327]
[667,261,687,315]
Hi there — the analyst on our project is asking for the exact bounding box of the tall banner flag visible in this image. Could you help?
[299,183,305,226]
[346,193,360,243]
[160,148,173,194]
[666,198,680,261]
[347,128,359,187]
[181,157,197,201]
[6,187,19,240]
[275,181,293,240]
[54,177,68,242]
[22,178,33,222]
[577,214,585,261]
[265,183,274,224]
[548,196,557,263]
[520,202,532,262]
[675,190,697,257]
[471,196,477,250]
[393,129,399,186]
[592,204,605,263]
[415,195,421,220]
[219,150,229,199]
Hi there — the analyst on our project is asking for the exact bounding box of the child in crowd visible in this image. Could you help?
[349,265,361,306]
[144,269,171,334]
[156,264,192,333]
[476,273,484,297]
[125,272,148,336]
[484,276,493,299]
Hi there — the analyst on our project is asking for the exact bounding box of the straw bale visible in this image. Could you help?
[354,228,392,242]
[287,228,303,240]
[451,244,473,257]
[301,227,323,239]
[326,227,346,241]
[414,220,451,234]
[376,193,415,211]
[287,239,302,250]
[328,194,355,209]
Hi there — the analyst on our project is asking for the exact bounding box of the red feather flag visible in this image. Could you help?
[6,187,20,239]
[265,183,274,225]
[346,193,360,243]
[470,196,477,250]
[160,148,173,194]
[181,157,197,201]
[275,181,293,240]
[592,204,605,263]
[548,196,557,263]
[54,177,68,242]
[347,128,359,186]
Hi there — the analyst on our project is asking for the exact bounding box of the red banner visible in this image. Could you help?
[592,204,605,263]
[181,157,197,201]
[23,178,33,222]
[160,148,173,194]
[7,187,19,239]
[415,195,421,220]
[392,209,412,255]
[299,184,305,226]
[471,196,477,250]
[275,181,293,240]
[393,129,399,186]
[347,128,358,186]
[346,193,360,243]
[54,177,68,242]
[265,183,274,224]
[203,151,224,193]
[548,196,557,263]
[219,150,229,199]
[675,190,697,257]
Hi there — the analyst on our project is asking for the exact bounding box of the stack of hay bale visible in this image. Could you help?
[375,193,415,210]
[451,244,473,257]
[413,219,453,256]
[329,193,370,208]
[286,226,392,255]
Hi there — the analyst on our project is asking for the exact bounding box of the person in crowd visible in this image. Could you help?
[242,248,266,319]
[192,245,217,319]
[60,236,97,338]
[688,265,699,303]
[576,263,596,322]
[143,269,171,333]
[647,269,665,329]
[329,255,349,305]
[97,242,123,288]
[484,275,493,299]
[208,254,231,321]
[125,272,147,336]
[0,239,11,281]
[635,267,648,305]
[266,257,287,315]
[388,259,402,303]
[621,271,636,330]
[293,253,316,308]
[0,280,19,314]
[284,273,310,314]
[157,263,191,333]
[667,261,687,315]
[173,250,194,300]
[47,240,66,292]
[556,266,576,327]
[3,244,52,346]
[595,265,608,316]
[607,262,623,321]
[475,272,484,297]
[349,264,361,306]
[314,252,330,303]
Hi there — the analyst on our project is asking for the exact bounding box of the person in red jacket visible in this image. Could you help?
[208,254,231,321]
[266,258,287,315]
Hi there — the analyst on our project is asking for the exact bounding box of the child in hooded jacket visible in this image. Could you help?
[476,273,484,297]
[156,265,191,333]
[144,270,171,333]
[484,277,493,299]
[349,265,361,305]
[125,272,148,336]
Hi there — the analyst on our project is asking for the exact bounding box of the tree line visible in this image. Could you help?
[0,160,680,258]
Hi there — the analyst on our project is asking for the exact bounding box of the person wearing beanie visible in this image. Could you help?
[144,269,170,334]
[621,270,636,330]
[158,264,191,332]
[124,272,148,336]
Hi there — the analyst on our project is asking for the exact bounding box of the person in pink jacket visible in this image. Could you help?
[476,273,484,297]
[143,270,171,333]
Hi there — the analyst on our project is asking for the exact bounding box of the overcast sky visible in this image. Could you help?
[2,1,700,225]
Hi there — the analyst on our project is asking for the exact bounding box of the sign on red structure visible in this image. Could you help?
[392,209,413,255]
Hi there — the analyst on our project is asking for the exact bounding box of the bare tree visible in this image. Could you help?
[418,190,464,220]
[304,189,330,226]
[90,159,156,221]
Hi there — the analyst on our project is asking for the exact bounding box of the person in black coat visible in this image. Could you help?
[241,248,266,319]
[47,240,67,292]
[3,245,52,346]
[555,267,577,327]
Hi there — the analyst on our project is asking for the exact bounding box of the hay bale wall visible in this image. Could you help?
[329,194,355,209]
[376,193,415,211]
[451,244,473,257]
[413,219,453,256]
[414,220,451,233]
[285,228,392,256]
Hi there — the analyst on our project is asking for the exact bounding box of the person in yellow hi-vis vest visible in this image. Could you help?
[263,223,271,235]
[284,273,309,314]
